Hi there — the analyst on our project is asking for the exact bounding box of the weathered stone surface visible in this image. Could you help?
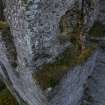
[49,51,98,105]
[25,0,98,65]
[0,32,47,105]
[97,0,105,24]
[86,48,105,105]
[3,0,98,69]
[0,0,4,20]
[0,0,103,105]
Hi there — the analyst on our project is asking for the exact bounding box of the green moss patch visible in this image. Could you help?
[89,21,105,37]
[34,48,76,89]
[0,88,19,105]
[0,21,8,30]
[77,47,95,64]
[33,45,95,89]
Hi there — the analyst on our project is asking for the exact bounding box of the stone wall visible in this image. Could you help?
[97,0,105,24]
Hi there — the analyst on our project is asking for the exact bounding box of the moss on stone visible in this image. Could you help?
[0,88,19,105]
[33,9,96,89]
[0,21,8,30]
[89,21,105,37]
[77,47,95,64]
[34,45,95,89]
[34,48,76,89]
